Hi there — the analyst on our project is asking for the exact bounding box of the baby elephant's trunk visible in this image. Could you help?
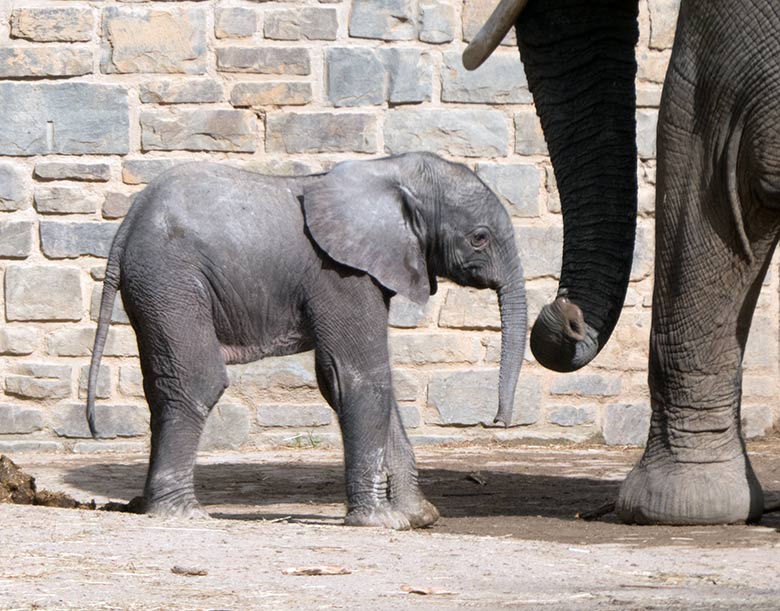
[494,256,527,426]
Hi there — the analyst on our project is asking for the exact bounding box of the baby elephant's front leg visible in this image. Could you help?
[316,355,438,529]
[338,384,439,530]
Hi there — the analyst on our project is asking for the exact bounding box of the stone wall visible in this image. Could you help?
[0,0,776,454]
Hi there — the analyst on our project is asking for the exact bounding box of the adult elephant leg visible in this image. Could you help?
[617,122,778,525]
[311,271,437,530]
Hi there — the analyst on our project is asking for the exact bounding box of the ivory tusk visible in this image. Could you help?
[462,0,530,71]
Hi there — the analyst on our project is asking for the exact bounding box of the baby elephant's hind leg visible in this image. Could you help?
[137,317,228,519]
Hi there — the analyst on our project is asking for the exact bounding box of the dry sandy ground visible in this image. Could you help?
[2,440,780,610]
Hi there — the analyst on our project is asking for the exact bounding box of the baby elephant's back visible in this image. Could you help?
[121,163,317,282]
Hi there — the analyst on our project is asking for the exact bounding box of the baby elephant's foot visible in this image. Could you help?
[345,498,440,530]
[345,502,412,530]
[394,498,440,529]
[145,496,210,520]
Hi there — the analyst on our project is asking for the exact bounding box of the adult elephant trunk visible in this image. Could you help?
[466,0,640,372]
[495,255,528,426]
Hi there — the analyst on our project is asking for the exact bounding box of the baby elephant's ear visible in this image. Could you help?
[302,160,431,305]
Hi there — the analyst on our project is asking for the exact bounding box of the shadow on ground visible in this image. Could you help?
[58,445,780,547]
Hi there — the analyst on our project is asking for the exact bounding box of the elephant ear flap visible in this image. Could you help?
[302,161,431,305]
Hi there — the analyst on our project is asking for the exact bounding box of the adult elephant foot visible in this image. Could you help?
[345,498,439,530]
[616,451,764,525]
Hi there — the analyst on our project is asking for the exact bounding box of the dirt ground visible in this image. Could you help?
[2,438,780,610]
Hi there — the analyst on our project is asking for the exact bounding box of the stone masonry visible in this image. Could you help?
[0,0,776,455]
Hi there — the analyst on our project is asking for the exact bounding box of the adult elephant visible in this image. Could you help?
[467,0,778,524]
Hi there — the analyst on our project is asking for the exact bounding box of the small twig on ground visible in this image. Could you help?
[576,501,616,521]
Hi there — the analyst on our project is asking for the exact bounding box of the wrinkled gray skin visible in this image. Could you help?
[87,152,527,529]
[470,0,778,524]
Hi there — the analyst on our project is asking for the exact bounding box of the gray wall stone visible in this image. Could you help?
[200,404,252,450]
[384,109,508,157]
[603,403,651,446]
[0,162,27,210]
[39,221,117,259]
[141,109,258,152]
[349,0,416,41]
[217,47,310,75]
[0,222,33,259]
[266,113,378,154]
[5,266,82,321]
[53,403,148,439]
[0,404,45,434]
[11,8,94,43]
[0,83,129,155]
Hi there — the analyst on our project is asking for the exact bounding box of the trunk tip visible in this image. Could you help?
[531,298,599,372]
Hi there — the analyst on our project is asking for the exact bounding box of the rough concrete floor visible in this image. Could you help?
[2,440,780,610]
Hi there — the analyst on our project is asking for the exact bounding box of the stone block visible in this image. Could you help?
[0,83,129,156]
[428,370,540,426]
[442,51,530,104]
[399,404,420,428]
[637,109,658,160]
[637,50,672,85]
[257,403,332,427]
[389,334,482,365]
[0,47,92,78]
[419,0,456,43]
[215,7,257,39]
[475,163,542,217]
[5,266,83,322]
[438,287,500,331]
[73,441,146,454]
[0,441,63,453]
[53,403,149,439]
[0,162,27,210]
[603,403,650,446]
[349,0,415,41]
[744,315,778,370]
[384,109,508,158]
[392,369,419,402]
[648,0,681,49]
[40,221,118,259]
[141,109,257,152]
[35,187,101,214]
[0,328,38,356]
[388,295,429,328]
[545,165,560,213]
[381,48,433,104]
[90,285,130,324]
[741,404,775,439]
[514,109,548,155]
[631,222,654,281]
[327,48,385,107]
[637,83,663,108]
[0,405,45,434]
[231,82,312,107]
[516,226,562,279]
[230,354,318,391]
[103,192,135,219]
[547,405,597,427]
[462,0,516,45]
[742,376,776,399]
[265,8,338,40]
[0,222,33,259]
[217,47,311,75]
[119,366,145,398]
[266,113,378,154]
[34,162,111,182]
[101,7,207,74]
[6,363,72,400]
[78,364,111,399]
[11,8,94,42]
[139,79,222,104]
[200,404,251,450]
[47,327,137,359]
[550,374,621,397]
[122,158,186,184]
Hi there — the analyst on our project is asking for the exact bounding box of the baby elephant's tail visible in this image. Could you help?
[86,211,135,437]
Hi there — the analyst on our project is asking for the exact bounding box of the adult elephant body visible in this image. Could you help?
[469,0,780,523]
[87,152,527,529]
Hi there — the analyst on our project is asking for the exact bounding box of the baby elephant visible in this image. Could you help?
[87,152,527,529]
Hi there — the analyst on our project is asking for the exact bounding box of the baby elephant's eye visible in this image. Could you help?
[469,229,490,250]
